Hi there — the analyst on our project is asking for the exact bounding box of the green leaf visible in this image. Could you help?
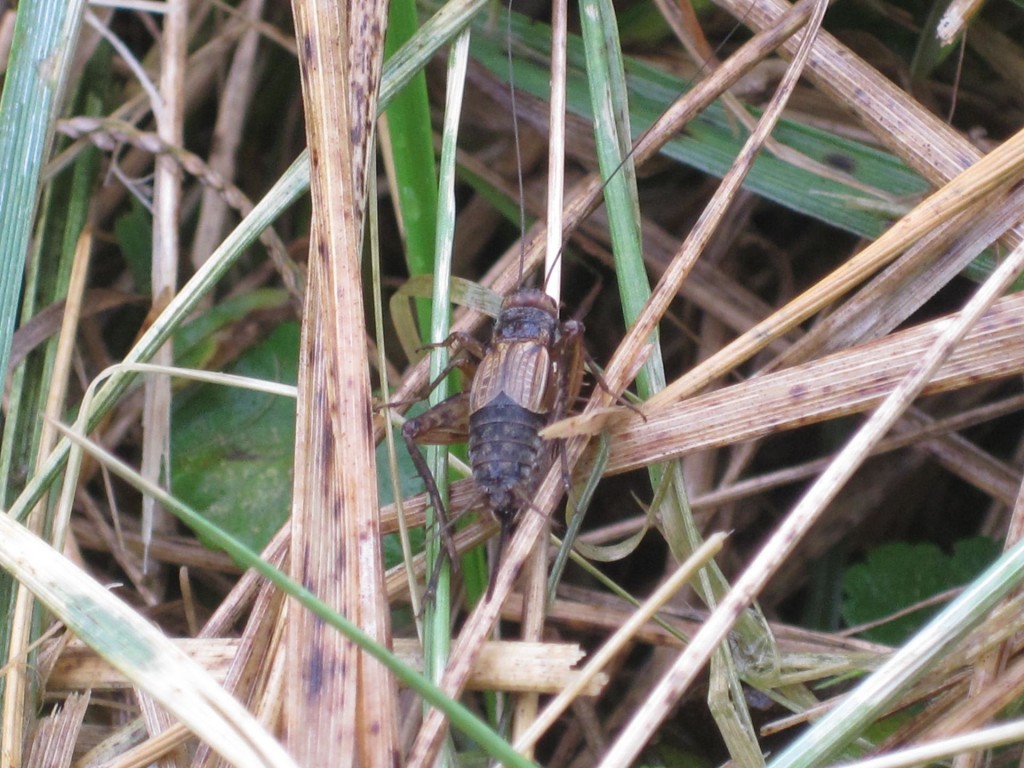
[171,323,298,552]
[174,288,293,370]
[171,314,429,563]
[841,538,1000,645]
[114,196,152,295]
[384,0,438,336]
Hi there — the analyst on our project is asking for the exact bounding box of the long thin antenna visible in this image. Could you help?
[506,3,748,297]
[507,0,527,287]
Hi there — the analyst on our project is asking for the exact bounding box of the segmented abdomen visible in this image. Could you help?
[468,392,547,522]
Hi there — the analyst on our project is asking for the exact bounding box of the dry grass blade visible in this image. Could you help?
[287,0,398,763]
[552,128,1024,446]
[190,571,287,768]
[4,232,91,761]
[48,637,605,696]
[406,437,592,766]
[190,0,266,270]
[8,0,1023,759]
[937,0,983,43]
[24,692,88,768]
[599,152,1024,767]
[769,183,1024,369]
[646,125,1024,411]
[399,7,900,762]
[399,7,812,743]
[512,0,572,747]
[0,496,296,767]
[138,0,186,582]
[587,289,1024,473]
[514,532,727,752]
[717,0,1013,194]
[597,239,1024,768]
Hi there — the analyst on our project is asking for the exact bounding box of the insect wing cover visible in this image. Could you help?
[470,340,553,413]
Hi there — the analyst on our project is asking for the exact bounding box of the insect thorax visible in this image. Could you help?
[494,289,558,343]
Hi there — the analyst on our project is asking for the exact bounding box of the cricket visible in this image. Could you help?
[401,284,586,596]
[394,0,601,598]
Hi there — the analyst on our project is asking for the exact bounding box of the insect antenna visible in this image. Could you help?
[508,5,756,301]
[506,0,528,289]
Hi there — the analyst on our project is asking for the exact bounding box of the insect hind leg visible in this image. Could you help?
[400,393,472,588]
[401,427,460,572]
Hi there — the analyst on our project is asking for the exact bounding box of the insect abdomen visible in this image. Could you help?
[468,392,547,521]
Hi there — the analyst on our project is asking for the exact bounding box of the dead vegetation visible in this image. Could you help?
[2,0,1024,765]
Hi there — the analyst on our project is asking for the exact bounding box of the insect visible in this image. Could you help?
[401,285,585,596]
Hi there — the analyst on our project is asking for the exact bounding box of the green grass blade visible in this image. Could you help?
[8,0,490,524]
[0,490,298,767]
[384,0,439,334]
[0,0,86,381]
[422,27,473,691]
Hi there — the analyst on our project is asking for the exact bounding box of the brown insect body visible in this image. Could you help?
[469,289,559,521]
[402,287,583,594]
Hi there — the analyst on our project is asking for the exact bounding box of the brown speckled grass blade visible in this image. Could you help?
[288,0,398,764]
[602,289,1024,475]
[641,130,1024,412]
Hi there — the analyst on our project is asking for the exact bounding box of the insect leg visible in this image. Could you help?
[488,485,564,600]
[552,320,587,496]
[389,332,485,409]
[401,392,471,582]
[422,330,487,361]
[553,320,586,422]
